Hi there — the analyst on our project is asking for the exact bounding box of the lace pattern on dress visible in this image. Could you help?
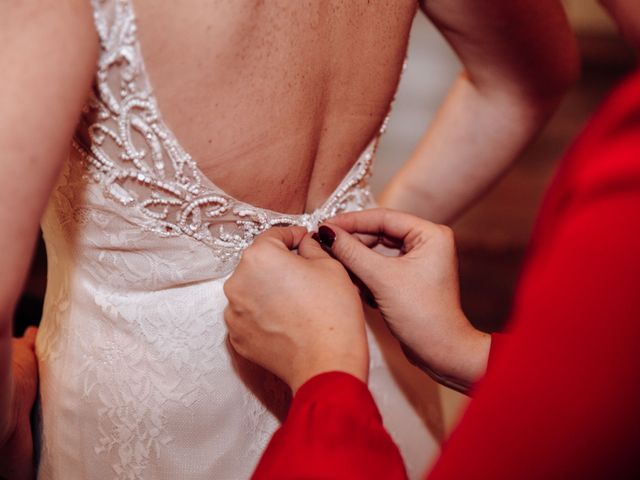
[78,0,381,269]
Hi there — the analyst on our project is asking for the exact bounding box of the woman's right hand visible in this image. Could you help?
[324,209,491,392]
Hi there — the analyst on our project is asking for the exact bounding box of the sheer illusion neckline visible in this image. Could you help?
[75,0,399,260]
[126,0,385,220]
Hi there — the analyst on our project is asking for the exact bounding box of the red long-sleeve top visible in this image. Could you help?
[253,68,640,480]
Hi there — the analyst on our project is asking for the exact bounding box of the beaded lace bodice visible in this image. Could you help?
[35,1,441,479]
[74,0,381,272]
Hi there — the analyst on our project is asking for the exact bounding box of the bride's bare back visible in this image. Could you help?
[134,0,416,213]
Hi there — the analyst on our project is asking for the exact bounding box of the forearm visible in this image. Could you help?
[380,73,561,223]
[406,311,492,394]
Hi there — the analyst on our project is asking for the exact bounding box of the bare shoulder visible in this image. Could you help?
[0,0,98,73]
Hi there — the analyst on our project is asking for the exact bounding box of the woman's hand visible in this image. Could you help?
[224,227,369,393]
[325,209,490,392]
[0,327,39,480]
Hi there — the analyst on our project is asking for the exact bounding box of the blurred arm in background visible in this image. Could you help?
[380,0,580,223]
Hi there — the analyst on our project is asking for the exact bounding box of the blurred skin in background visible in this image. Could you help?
[601,0,640,48]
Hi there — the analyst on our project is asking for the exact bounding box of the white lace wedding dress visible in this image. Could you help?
[35,1,443,479]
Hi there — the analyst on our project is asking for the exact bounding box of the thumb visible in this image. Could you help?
[321,223,386,289]
[298,233,333,260]
[252,226,308,251]
[23,326,38,348]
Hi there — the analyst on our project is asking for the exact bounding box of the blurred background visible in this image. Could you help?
[13,0,637,436]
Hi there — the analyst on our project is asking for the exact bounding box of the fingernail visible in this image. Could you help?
[318,226,336,248]
[311,232,321,243]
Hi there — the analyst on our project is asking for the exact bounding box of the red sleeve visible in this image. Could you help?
[426,177,640,478]
[253,371,407,480]
[425,72,640,480]
[487,333,507,369]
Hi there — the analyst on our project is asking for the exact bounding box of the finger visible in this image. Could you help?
[252,226,308,251]
[331,208,431,239]
[352,232,404,250]
[17,326,38,349]
[298,233,333,260]
[24,326,38,342]
[331,208,444,253]
[321,223,386,288]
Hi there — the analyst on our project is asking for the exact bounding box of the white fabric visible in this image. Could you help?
[35,1,442,478]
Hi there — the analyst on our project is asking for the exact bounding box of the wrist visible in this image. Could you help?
[453,327,491,385]
[404,312,490,394]
[289,350,369,394]
[434,320,490,385]
[378,179,428,218]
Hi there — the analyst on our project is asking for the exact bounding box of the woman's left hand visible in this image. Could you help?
[224,227,369,393]
[0,326,39,480]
